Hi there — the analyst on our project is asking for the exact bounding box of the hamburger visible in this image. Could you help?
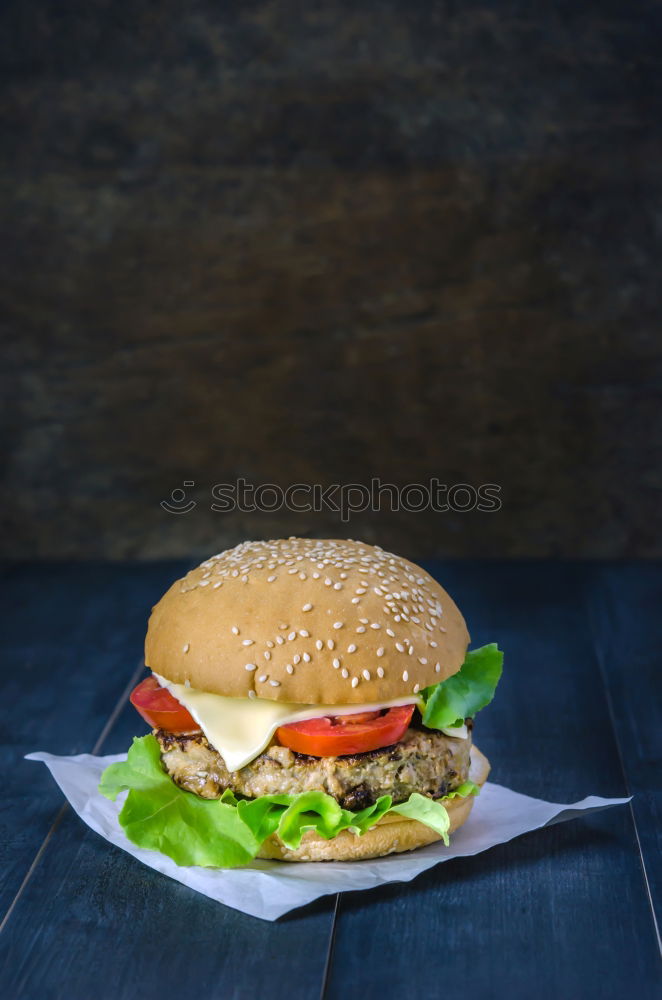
[100,538,502,865]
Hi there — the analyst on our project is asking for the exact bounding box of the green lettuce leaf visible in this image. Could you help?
[99,735,480,867]
[99,734,259,866]
[260,791,395,849]
[444,780,481,799]
[389,792,451,842]
[421,643,503,730]
[388,782,482,844]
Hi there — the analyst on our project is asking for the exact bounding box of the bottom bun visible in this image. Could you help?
[257,743,490,862]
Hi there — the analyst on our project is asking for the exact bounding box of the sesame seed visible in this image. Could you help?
[429,641,438,648]
[351,677,359,688]
[279,623,288,630]
[267,575,277,583]
[316,639,323,650]
[394,615,401,622]
[312,572,320,579]
[258,674,267,682]
[439,626,448,633]
[333,658,341,668]
[276,636,284,645]
[333,582,343,591]
[182,643,190,653]
[245,663,257,671]
[293,654,301,665]
[231,626,240,635]
[264,651,271,660]
[199,579,209,587]
[302,603,313,612]
[413,683,420,693]
[266,639,274,648]
[242,639,254,646]
[351,597,361,604]
[395,642,405,652]
[270,680,280,687]
[333,622,343,629]
[370,623,381,629]
[303,652,311,663]
[376,647,385,657]
[435,663,441,672]
[356,626,366,634]
[286,664,294,674]
[362,669,371,681]
[327,639,335,650]
[377,666,385,678]
[408,645,414,655]
[213,581,222,589]
[402,670,409,682]
[288,631,296,641]
[386,628,395,637]
[341,668,349,678]
[355,588,367,595]
[248,690,256,699]
[324,578,332,586]
[418,657,427,664]
[299,572,307,580]
[359,617,369,624]
[347,643,357,653]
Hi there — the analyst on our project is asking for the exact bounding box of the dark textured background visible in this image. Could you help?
[1,1,660,560]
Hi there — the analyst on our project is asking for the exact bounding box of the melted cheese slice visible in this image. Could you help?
[153,672,467,771]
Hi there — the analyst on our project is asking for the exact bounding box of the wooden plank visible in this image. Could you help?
[324,562,661,999]
[1,685,336,1000]
[586,563,662,930]
[0,562,186,921]
[1,564,335,1000]
[5,561,658,998]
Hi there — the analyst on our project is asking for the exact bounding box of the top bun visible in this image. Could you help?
[145,538,470,705]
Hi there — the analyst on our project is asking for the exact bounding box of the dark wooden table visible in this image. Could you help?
[1,561,660,999]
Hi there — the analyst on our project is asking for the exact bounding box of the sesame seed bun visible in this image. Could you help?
[256,744,490,861]
[145,538,470,705]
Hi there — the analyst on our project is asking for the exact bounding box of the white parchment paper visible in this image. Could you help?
[27,751,630,921]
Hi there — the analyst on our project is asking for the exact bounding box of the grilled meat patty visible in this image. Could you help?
[156,722,473,809]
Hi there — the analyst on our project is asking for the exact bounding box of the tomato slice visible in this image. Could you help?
[276,705,415,757]
[336,710,381,725]
[129,676,199,732]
